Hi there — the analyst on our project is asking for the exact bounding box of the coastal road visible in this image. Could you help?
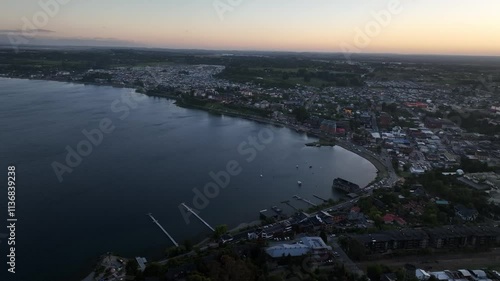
[336,139,395,184]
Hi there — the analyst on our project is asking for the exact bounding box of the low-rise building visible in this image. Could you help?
[265,236,332,258]
[454,204,479,221]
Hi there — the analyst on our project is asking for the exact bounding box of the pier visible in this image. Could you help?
[181,203,215,232]
[147,213,179,247]
[293,196,318,207]
[281,200,299,211]
[313,194,328,202]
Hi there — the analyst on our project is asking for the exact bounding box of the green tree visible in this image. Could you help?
[366,264,383,281]
[268,275,285,281]
[345,238,366,261]
[187,272,212,281]
[184,239,193,251]
[143,262,164,277]
[125,259,138,276]
[213,224,228,240]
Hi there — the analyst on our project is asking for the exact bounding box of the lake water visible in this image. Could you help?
[0,78,377,281]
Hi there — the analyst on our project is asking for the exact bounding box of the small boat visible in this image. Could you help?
[309,165,312,169]
[297,181,302,186]
[296,165,299,169]
[260,174,263,178]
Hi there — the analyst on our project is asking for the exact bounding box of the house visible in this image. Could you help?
[424,117,455,129]
[410,185,427,198]
[381,273,398,281]
[415,269,431,281]
[135,257,148,272]
[383,214,407,226]
[415,269,494,281]
[379,112,393,128]
[469,270,488,280]
[454,204,479,221]
[475,150,489,161]
[435,200,449,206]
[221,234,234,244]
[430,271,454,281]
[247,229,274,240]
[410,165,426,175]
[347,211,368,228]
[457,269,472,280]
[247,232,259,240]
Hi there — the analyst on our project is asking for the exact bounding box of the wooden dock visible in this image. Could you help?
[293,196,318,207]
[181,203,215,232]
[148,213,178,247]
[281,200,299,211]
[313,194,328,202]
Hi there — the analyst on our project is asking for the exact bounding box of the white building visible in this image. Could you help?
[265,236,332,258]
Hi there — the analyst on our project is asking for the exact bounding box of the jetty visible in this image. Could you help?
[292,195,318,207]
[147,213,178,247]
[313,194,328,202]
[181,203,215,232]
[281,200,299,211]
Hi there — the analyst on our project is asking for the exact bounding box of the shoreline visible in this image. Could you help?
[334,141,388,179]
[2,76,389,276]
[2,75,390,192]
[1,75,389,189]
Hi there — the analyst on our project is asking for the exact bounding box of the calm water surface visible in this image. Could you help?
[0,78,377,281]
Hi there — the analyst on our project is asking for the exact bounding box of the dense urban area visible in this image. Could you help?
[2,48,500,281]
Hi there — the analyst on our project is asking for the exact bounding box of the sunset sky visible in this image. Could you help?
[1,0,499,55]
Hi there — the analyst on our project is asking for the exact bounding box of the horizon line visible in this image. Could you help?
[2,43,500,59]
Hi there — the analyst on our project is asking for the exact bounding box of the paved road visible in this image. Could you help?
[337,138,399,188]
[371,112,379,133]
[329,237,364,276]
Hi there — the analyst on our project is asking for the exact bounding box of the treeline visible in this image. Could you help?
[218,65,364,88]
[177,94,271,118]
[406,171,500,219]
[446,110,500,135]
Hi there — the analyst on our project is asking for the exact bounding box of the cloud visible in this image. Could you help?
[0,34,143,48]
[0,29,55,35]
